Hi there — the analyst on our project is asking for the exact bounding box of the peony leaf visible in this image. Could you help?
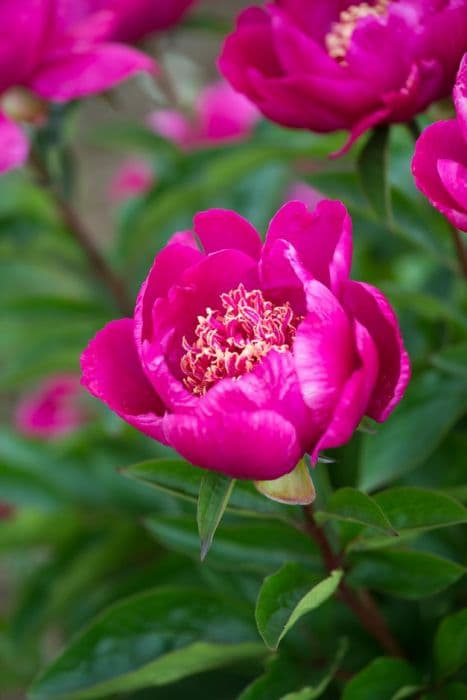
[29,587,265,700]
[342,658,421,700]
[349,549,465,599]
[255,564,342,649]
[434,607,467,682]
[197,472,235,561]
[315,487,396,535]
[255,459,315,506]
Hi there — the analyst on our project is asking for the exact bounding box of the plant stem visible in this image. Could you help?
[449,223,467,279]
[302,505,405,659]
[30,150,132,316]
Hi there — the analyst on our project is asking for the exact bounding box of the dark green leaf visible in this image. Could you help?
[316,488,395,535]
[145,516,322,574]
[255,564,342,649]
[349,549,465,599]
[239,640,348,700]
[358,126,391,220]
[373,487,467,533]
[342,658,420,700]
[29,587,265,700]
[431,342,467,379]
[434,607,467,681]
[197,472,235,561]
[359,376,467,491]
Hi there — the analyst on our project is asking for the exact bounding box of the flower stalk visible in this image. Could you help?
[30,149,132,316]
[302,504,405,659]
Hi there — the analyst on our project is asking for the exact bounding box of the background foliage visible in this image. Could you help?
[0,2,466,699]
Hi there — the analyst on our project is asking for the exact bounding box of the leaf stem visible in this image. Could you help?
[302,504,404,659]
[30,149,132,315]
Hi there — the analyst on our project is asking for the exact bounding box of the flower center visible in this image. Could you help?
[325,0,390,63]
[180,284,300,396]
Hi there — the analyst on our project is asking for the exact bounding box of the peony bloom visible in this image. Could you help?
[81,202,410,480]
[110,159,155,202]
[15,375,87,439]
[219,0,467,151]
[412,54,467,232]
[85,0,198,43]
[148,81,260,149]
[0,0,155,174]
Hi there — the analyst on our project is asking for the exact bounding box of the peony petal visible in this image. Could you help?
[263,200,352,296]
[193,209,262,260]
[437,159,467,216]
[29,44,155,101]
[294,279,354,430]
[81,318,166,441]
[163,409,301,481]
[311,320,379,461]
[343,281,410,422]
[0,0,50,88]
[0,113,29,174]
[412,119,467,232]
[148,109,194,148]
[134,240,204,348]
[454,54,467,143]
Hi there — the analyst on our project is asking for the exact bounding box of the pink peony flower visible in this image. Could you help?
[85,0,198,42]
[148,81,260,149]
[110,159,155,202]
[219,1,467,151]
[15,375,87,439]
[0,0,155,174]
[81,202,410,480]
[412,54,467,232]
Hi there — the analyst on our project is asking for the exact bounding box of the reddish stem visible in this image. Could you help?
[303,505,404,659]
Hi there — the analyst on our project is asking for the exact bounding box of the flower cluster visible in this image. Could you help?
[81,202,410,480]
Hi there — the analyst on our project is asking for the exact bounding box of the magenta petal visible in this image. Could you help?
[193,209,262,260]
[134,241,204,349]
[30,44,155,101]
[0,114,29,174]
[163,409,301,480]
[0,0,50,88]
[343,281,410,422]
[412,119,467,232]
[81,318,166,441]
[437,159,467,215]
[454,54,467,142]
[263,200,352,296]
[311,320,379,461]
[294,279,354,430]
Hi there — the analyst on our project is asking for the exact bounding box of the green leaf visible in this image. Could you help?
[29,587,265,700]
[358,126,391,220]
[431,342,467,379]
[239,640,348,700]
[197,472,235,561]
[349,549,465,599]
[123,459,294,521]
[359,376,467,491]
[434,607,467,681]
[255,564,342,649]
[373,487,467,533]
[316,488,395,535]
[145,516,322,574]
[342,658,420,700]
